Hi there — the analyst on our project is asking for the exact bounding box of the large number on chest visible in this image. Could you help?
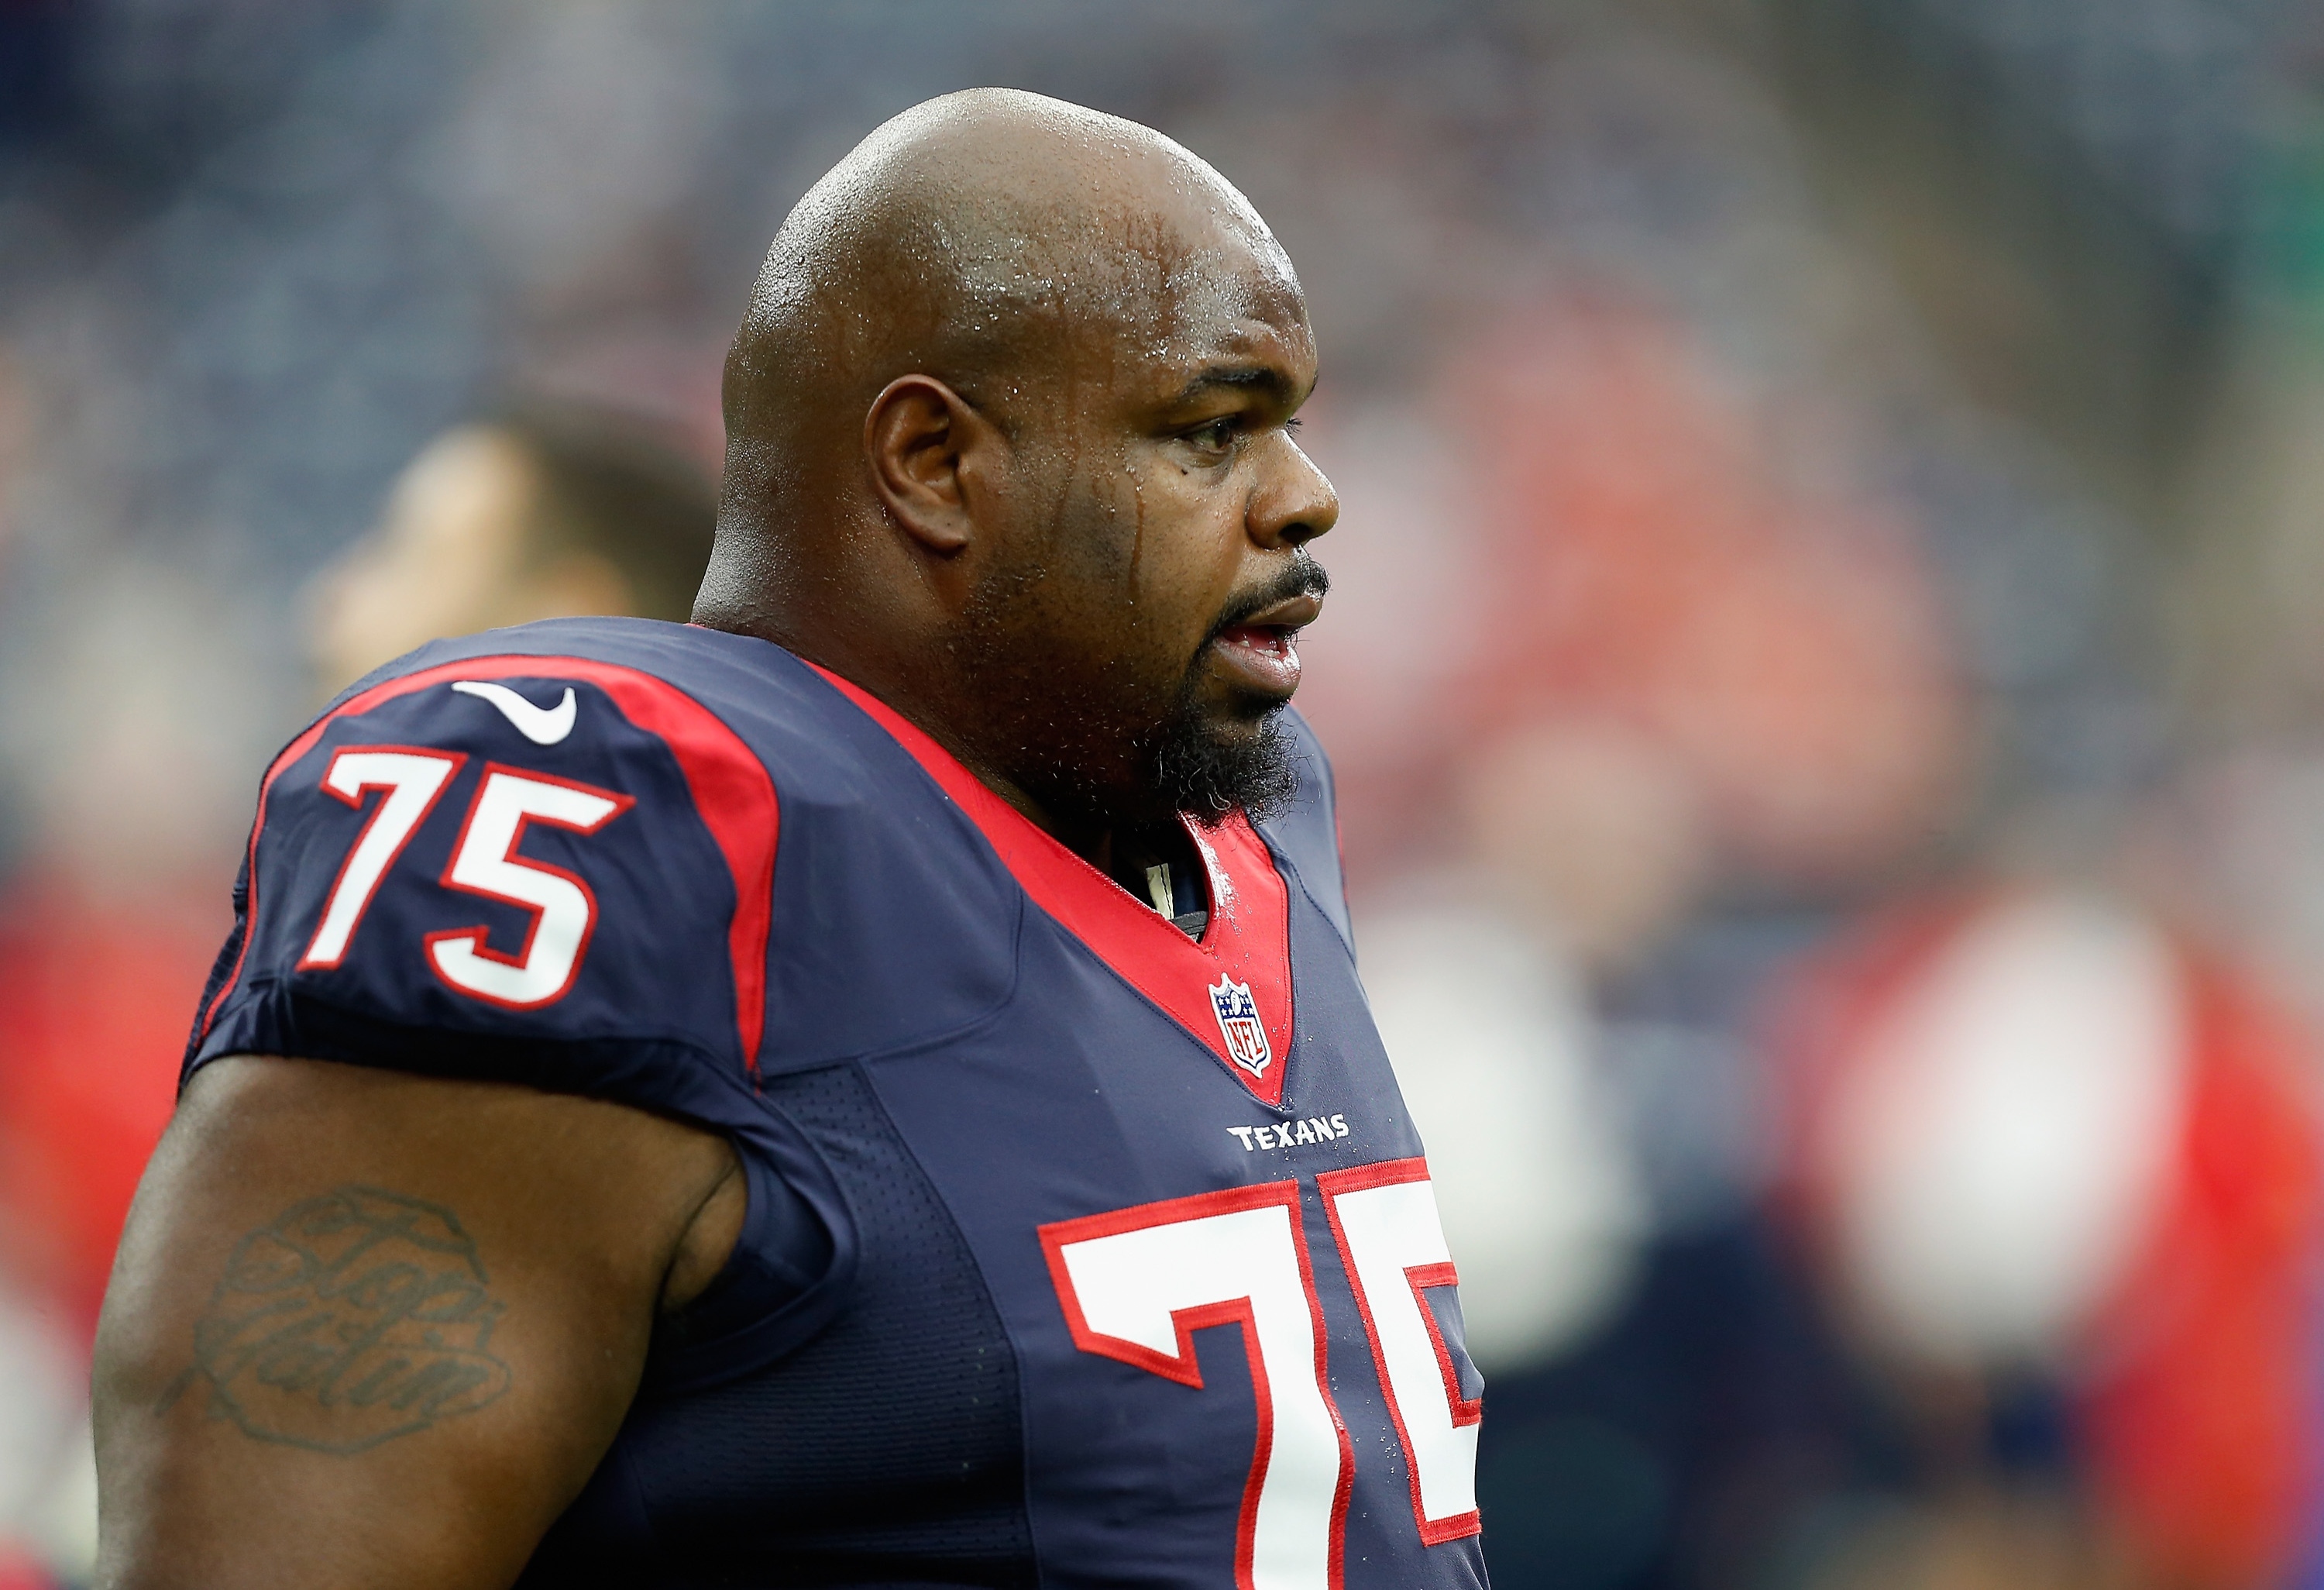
[1040,1159,1479,1590]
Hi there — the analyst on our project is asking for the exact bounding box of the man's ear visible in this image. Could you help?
[864,374,998,556]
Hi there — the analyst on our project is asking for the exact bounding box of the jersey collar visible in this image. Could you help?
[806,662,1296,1107]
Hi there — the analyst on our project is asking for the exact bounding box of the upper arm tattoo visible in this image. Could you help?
[177,1186,513,1454]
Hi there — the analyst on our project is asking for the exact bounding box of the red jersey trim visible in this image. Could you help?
[204,656,779,1073]
[1317,1158,1484,1544]
[1039,1181,1355,1590]
[806,663,1297,1106]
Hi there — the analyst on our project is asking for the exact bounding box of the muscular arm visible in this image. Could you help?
[91,1055,746,1590]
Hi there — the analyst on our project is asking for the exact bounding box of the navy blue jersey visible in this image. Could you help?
[189,618,1490,1590]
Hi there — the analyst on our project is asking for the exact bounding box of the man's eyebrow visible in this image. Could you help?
[1170,363,1301,406]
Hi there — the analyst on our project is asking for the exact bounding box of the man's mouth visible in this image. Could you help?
[1206,589,1323,701]
[1213,623,1301,696]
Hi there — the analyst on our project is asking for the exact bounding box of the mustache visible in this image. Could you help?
[1202,554,1331,647]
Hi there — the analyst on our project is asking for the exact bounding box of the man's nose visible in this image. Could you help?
[1249,433,1339,552]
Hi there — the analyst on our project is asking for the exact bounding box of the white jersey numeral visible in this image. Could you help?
[298,748,464,969]
[427,767,632,1008]
[1042,1183,1352,1590]
[1319,1160,1481,1542]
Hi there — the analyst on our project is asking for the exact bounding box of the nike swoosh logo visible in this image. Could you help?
[451,680,577,745]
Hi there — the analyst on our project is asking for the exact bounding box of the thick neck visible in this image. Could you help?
[711,607,1124,863]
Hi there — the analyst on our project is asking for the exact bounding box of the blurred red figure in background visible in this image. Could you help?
[1451,292,1966,886]
[0,897,218,1330]
[1769,889,2323,1588]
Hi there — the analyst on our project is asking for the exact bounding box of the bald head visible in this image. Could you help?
[699,89,1336,848]
[713,89,1299,567]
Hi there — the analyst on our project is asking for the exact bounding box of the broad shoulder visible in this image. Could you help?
[319,618,895,797]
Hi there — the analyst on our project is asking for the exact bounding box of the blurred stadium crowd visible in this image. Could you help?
[4,2,2324,1586]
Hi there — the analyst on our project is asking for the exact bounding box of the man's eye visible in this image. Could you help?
[1186,418,1237,453]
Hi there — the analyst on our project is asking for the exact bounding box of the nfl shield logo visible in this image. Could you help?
[1208,975,1273,1079]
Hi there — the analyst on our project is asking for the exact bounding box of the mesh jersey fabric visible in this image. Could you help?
[519,1062,1033,1588]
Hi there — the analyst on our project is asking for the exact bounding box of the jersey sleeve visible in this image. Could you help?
[187,656,778,1121]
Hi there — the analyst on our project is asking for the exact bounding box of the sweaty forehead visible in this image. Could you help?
[929,132,1305,356]
[728,91,1311,458]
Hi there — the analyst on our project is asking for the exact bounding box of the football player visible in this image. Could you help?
[93,89,1488,1590]
[308,402,717,697]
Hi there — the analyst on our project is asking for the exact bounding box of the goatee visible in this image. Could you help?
[1148,690,1299,824]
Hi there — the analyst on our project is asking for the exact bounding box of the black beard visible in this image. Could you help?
[973,661,1301,836]
[1147,552,1327,824]
[951,551,1325,835]
[1145,673,1299,824]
